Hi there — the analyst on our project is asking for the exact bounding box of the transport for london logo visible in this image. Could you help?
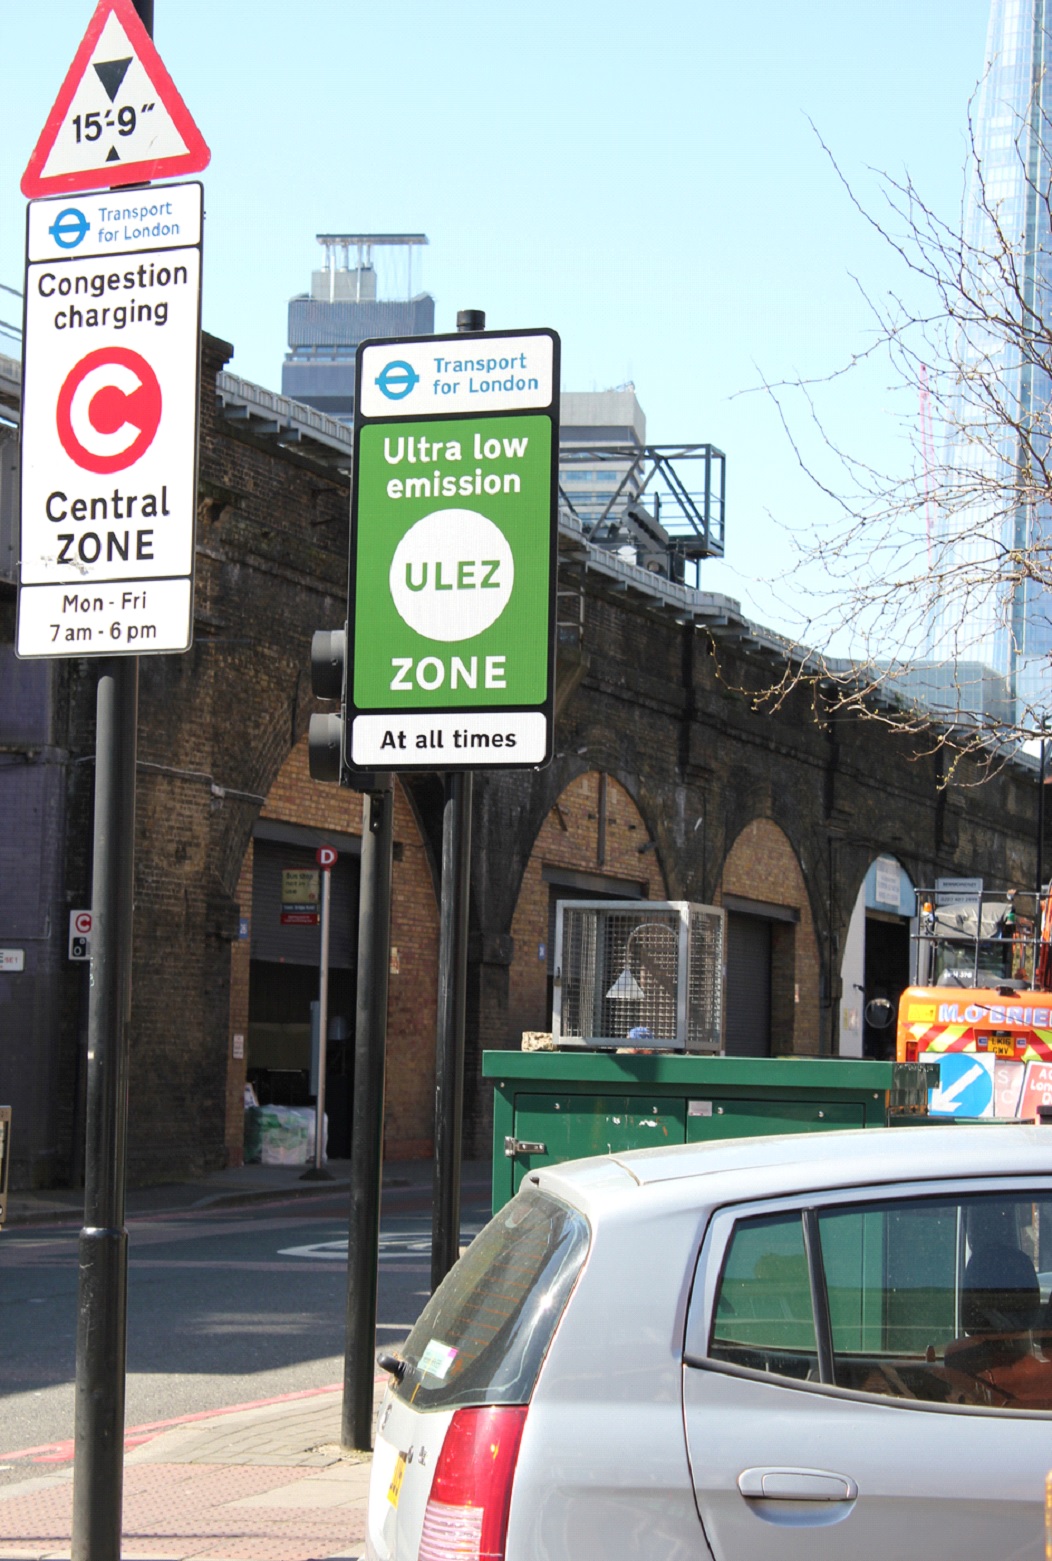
[375,360,419,400]
[48,207,90,250]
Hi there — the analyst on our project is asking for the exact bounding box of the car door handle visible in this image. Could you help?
[738,1467,858,1502]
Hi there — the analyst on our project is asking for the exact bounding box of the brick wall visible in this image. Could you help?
[4,329,1045,1188]
[252,736,440,1159]
[507,771,668,1043]
[118,331,361,1183]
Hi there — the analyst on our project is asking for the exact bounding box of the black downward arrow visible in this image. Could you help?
[94,57,132,102]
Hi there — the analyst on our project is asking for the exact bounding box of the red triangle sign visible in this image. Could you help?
[21,0,210,198]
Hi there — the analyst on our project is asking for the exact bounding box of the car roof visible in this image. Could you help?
[529,1124,1052,1220]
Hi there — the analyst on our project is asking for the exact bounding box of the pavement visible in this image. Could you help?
[0,1155,491,1561]
[0,1383,377,1561]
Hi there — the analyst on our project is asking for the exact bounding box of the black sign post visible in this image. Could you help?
[431,766,472,1290]
[342,778,395,1450]
[330,308,559,1445]
[72,657,137,1561]
[15,4,216,1556]
[428,311,484,1293]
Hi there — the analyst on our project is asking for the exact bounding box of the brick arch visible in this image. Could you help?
[839,853,917,1059]
[225,734,440,1164]
[204,652,322,904]
[463,749,656,935]
[719,818,820,1055]
[12,331,1035,1190]
[506,770,669,1046]
[840,851,916,925]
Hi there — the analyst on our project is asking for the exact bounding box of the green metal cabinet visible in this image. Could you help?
[483,1051,918,1212]
[508,1093,687,1167]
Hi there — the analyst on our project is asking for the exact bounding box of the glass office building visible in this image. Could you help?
[282,235,434,425]
[930,0,1052,728]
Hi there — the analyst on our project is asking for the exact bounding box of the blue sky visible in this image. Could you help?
[0,0,994,640]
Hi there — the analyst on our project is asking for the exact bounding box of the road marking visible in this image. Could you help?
[279,1239,348,1261]
[279,1226,483,1261]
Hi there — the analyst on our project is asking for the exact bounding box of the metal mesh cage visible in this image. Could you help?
[553,900,725,1052]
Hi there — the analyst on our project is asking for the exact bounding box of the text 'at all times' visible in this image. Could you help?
[378,725,520,752]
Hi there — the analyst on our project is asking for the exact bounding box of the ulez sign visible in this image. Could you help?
[348,329,560,770]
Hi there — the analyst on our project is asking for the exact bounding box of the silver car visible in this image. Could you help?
[365,1125,1052,1561]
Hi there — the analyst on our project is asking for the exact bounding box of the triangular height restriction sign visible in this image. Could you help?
[21,0,210,198]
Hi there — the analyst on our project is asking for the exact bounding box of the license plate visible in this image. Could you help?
[387,1452,407,1508]
[990,1033,1016,1057]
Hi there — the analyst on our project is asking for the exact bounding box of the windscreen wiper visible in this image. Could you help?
[376,1350,407,1382]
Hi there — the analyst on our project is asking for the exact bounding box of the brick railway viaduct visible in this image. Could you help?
[0,334,1042,1187]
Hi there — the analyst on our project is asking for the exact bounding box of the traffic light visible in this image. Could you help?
[308,627,348,784]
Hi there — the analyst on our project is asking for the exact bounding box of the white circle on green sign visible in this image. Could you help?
[389,508,514,642]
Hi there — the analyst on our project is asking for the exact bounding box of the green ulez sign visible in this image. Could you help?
[348,328,559,771]
[354,413,550,709]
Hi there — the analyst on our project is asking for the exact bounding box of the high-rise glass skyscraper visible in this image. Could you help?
[930,0,1052,730]
[282,235,434,425]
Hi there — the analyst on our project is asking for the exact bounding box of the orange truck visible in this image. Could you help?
[897,887,1052,1119]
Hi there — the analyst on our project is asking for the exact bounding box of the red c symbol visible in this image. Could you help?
[56,347,162,474]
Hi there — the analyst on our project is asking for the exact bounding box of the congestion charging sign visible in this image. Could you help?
[15,0,209,659]
[16,180,203,657]
[349,329,560,770]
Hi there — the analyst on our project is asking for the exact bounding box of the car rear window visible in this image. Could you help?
[391,1186,589,1410]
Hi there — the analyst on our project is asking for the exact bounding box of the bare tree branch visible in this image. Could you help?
[724,83,1052,764]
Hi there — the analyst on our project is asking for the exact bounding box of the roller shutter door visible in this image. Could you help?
[725,912,772,1057]
[250,839,358,967]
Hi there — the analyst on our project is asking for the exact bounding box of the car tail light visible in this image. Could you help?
[905,1040,919,1062]
[419,1405,528,1561]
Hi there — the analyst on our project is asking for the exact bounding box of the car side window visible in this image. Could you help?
[709,1212,818,1380]
[819,1199,966,1402]
[705,1192,1052,1411]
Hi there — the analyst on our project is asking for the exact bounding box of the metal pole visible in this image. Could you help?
[342,776,394,1451]
[71,8,151,1548]
[430,308,484,1294]
[431,770,473,1289]
[71,656,138,1561]
[304,865,333,1178]
[1039,726,1047,898]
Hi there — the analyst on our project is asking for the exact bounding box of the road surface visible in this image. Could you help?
[0,1172,489,1481]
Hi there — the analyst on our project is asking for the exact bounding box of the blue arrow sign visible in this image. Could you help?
[927,1052,995,1117]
